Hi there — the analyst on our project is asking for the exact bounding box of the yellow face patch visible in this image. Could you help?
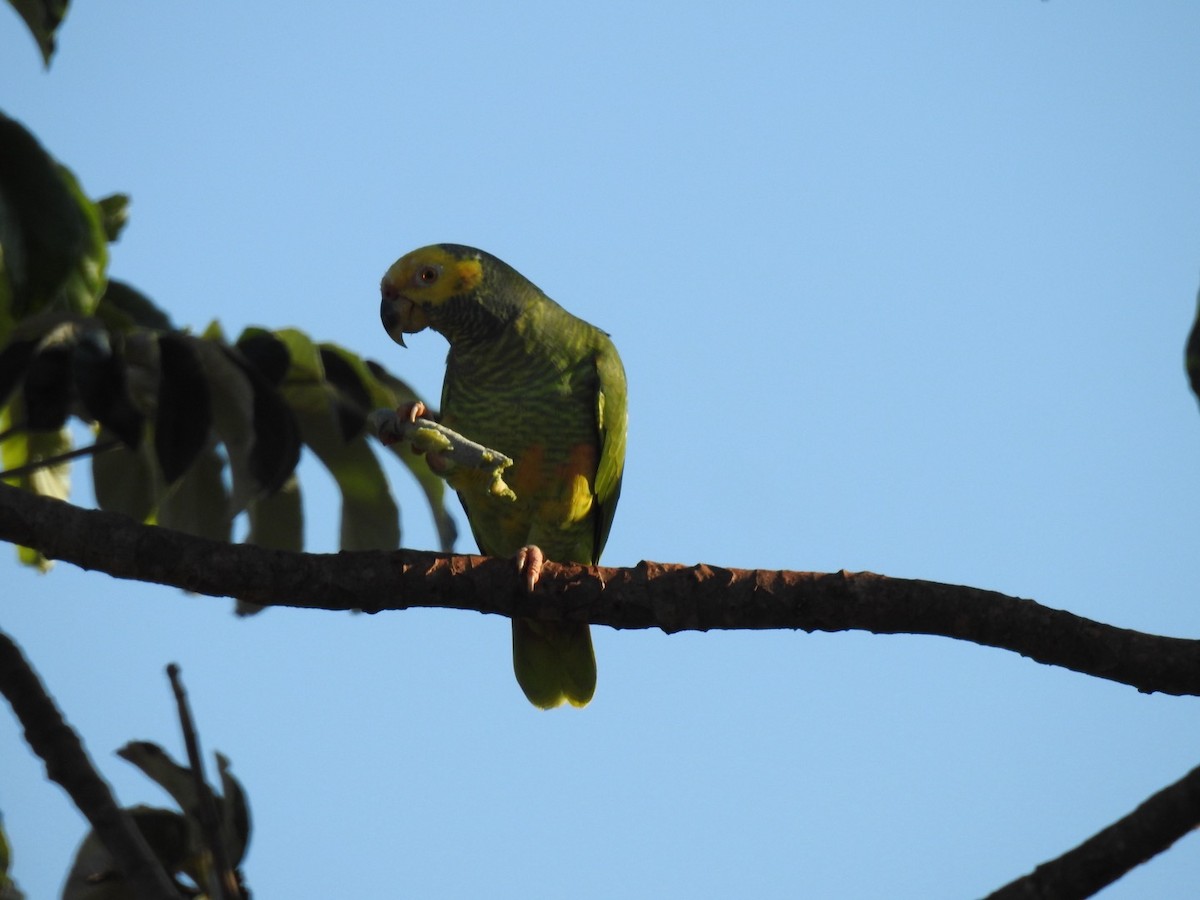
[381,246,485,311]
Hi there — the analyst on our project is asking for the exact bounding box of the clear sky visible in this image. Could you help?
[3,2,1200,897]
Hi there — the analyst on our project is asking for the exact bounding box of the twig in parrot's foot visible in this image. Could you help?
[368,408,517,502]
[515,544,544,592]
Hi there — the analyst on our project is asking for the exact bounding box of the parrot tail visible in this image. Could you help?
[512,618,596,709]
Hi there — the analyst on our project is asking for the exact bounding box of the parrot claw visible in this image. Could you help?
[396,400,427,424]
[515,545,544,593]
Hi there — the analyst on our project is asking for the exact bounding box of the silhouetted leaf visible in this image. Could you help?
[235,328,290,386]
[223,339,299,495]
[157,442,229,541]
[5,0,69,66]
[96,279,173,331]
[154,332,210,484]
[239,473,303,614]
[62,806,188,900]
[318,344,370,441]
[72,329,143,448]
[190,325,261,514]
[21,343,72,430]
[0,113,107,340]
[0,337,37,408]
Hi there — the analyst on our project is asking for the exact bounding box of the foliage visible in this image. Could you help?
[0,111,456,575]
[62,743,249,900]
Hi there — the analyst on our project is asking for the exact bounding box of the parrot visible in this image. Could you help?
[379,244,627,709]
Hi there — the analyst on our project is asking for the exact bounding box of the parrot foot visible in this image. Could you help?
[397,400,427,424]
[515,545,544,593]
[376,401,427,447]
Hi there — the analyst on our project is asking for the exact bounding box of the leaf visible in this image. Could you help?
[292,391,400,551]
[238,472,303,614]
[367,359,458,551]
[72,329,144,448]
[0,113,108,341]
[62,806,189,900]
[224,339,300,495]
[1,396,71,568]
[92,426,156,522]
[215,753,251,868]
[117,742,250,869]
[188,326,262,516]
[95,193,130,243]
[235,328,290,386]
[154,332,211,485]
[0,813,25,900]
[274,329,400,551]
[318,344,371,441]
[96,280,173,332]
[156,441,229,542]
[5,0,70,66]
[0,337,37,410]
[20,342,72,431]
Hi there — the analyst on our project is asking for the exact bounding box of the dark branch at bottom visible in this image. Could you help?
[0,627,180,900]
[986,758,1200,900]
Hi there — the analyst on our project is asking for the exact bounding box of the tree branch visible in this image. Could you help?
[0,627,180,900]
[1,481,1198,696]
[985,758,1200,900]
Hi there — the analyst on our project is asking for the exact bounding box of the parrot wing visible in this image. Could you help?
[591,337,627,564]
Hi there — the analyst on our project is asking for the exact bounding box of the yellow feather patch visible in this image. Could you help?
[454,258,483,294]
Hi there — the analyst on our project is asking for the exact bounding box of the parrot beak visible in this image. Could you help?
[380,288,430,348]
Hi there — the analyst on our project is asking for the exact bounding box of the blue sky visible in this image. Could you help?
[4,2,1200,897]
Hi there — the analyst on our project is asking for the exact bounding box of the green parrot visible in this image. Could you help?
[379,244,627,709]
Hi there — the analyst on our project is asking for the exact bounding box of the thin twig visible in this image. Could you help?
[0,437,123,480]
[165,664,240,900]
[0,627,179,899]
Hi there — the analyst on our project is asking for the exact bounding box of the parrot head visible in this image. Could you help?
[380,244,487,347]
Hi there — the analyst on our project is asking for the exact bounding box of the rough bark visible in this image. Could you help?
[2,482,1198,696]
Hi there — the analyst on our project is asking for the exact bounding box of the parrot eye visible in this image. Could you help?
[416,265,441,286]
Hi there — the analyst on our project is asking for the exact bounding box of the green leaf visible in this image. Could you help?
[318,344,371,441]
[225,338,300,495]
[274,329,400,551]
[0,112,108,342]
[72,329,144,448]
[154,332,211,485]
[238,472,303,615]
[187,327,263,515]
[156,441,229,542]
[96,279,174,332]
[5,0,69,66]
[0,337,37,410]
[95,193,130,242]
[366,359,458,551]
[0,813,25,900]
[1,396,71,568]
[235,328,290,386]
[19,342,72,432]
[92,426,157,522]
